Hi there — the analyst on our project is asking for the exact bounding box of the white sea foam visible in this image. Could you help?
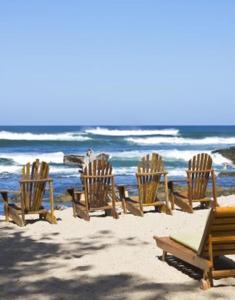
[167,169,187,177]
[0,131,91,141]
[160,150,231,166]
[113,167,186,177]
[109,149,231,166]
[0,165,21,174]
[86,127,179,136]
[113,167,136,176]
[126,136,235,146]
[0,152,64,165]
[50,166,78,175]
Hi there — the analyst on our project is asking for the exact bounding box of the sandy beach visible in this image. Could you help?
[0,195,234,300]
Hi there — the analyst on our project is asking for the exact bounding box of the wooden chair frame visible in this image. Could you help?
[70,160,119,221]
[118,153,172,216]
[154,207,235,289]
[168,153,217,213]
[0,160,57,227]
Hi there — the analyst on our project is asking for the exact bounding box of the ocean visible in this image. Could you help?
[0,126,234,213]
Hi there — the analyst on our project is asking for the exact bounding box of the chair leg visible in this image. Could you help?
[126,201,143,217]
[111,208,119,219]
[169,192,175,210]
[43,212,57,224]
[4,205,9,222]
[174,196,193,213]
[162,250,167,261]
[8,207,25,227]
[75,205,90,221]
[200,270,212,290]
[122,199,127,214]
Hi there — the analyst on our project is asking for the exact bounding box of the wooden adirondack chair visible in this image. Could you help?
[154,207,235,289]
[168,153,217,213]
[71,159,118,221]
[0,159,57,227]
[118,153,171,216]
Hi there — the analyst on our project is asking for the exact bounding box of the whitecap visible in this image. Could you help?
[126,136,235,146]
[0,152,65,165]
[0,131,91,141]
[86,127,179,136]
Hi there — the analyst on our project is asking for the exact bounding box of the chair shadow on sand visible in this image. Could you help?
[0,224,234,300]
[159,254,235,288]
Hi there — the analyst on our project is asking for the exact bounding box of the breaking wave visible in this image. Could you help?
[0,131,91,141]
[85,127,179,136]
[126,136,235,146]
[0,152,64,165]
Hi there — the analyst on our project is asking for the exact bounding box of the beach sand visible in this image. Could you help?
[1,195,235,300]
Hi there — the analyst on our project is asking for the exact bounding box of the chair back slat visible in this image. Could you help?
[188,153,212,200]
[198,207,235,257]
[82,159,114,209]
[137,153,165,204]
[21,160,49,211]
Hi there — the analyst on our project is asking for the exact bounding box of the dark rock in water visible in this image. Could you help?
[218,171,235,177]
[63,155,84,166]
[213,147,235,164]
[63,153,109,166]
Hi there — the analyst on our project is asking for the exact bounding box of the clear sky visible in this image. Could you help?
[0,1,235,125]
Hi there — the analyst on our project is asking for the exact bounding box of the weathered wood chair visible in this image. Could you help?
[118,153,171,216]
[71,159,119,221]
[168,153,217,213]
[154,207,235,289]
[0,159,57,227]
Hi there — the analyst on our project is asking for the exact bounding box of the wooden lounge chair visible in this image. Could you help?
[168,153,217,213]
[154,207,235,289]
[71,159,118,221]
[118,153,171,216]
[0,159,57,227]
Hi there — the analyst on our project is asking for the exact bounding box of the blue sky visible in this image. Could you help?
[0,1,235,125]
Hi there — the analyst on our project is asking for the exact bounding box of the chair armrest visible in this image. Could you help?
[186,169,212,174]
[168,179,189,192]
[67,188,83,202]
[0,190,21,203]
[20,178,53,183]
[116,185,129,200]
[136,171,168,176]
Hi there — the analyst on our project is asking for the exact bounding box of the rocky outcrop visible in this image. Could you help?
[63,153,109,166]
[213,147,235,164]
[218,171,235,177]
[63,155,84,166]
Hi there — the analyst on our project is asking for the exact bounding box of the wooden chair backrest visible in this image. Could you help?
[21,160,49,212]
[187,153,213,200]
[136,153,165,204]
[198,207,235,258]
[82,159,114,209]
